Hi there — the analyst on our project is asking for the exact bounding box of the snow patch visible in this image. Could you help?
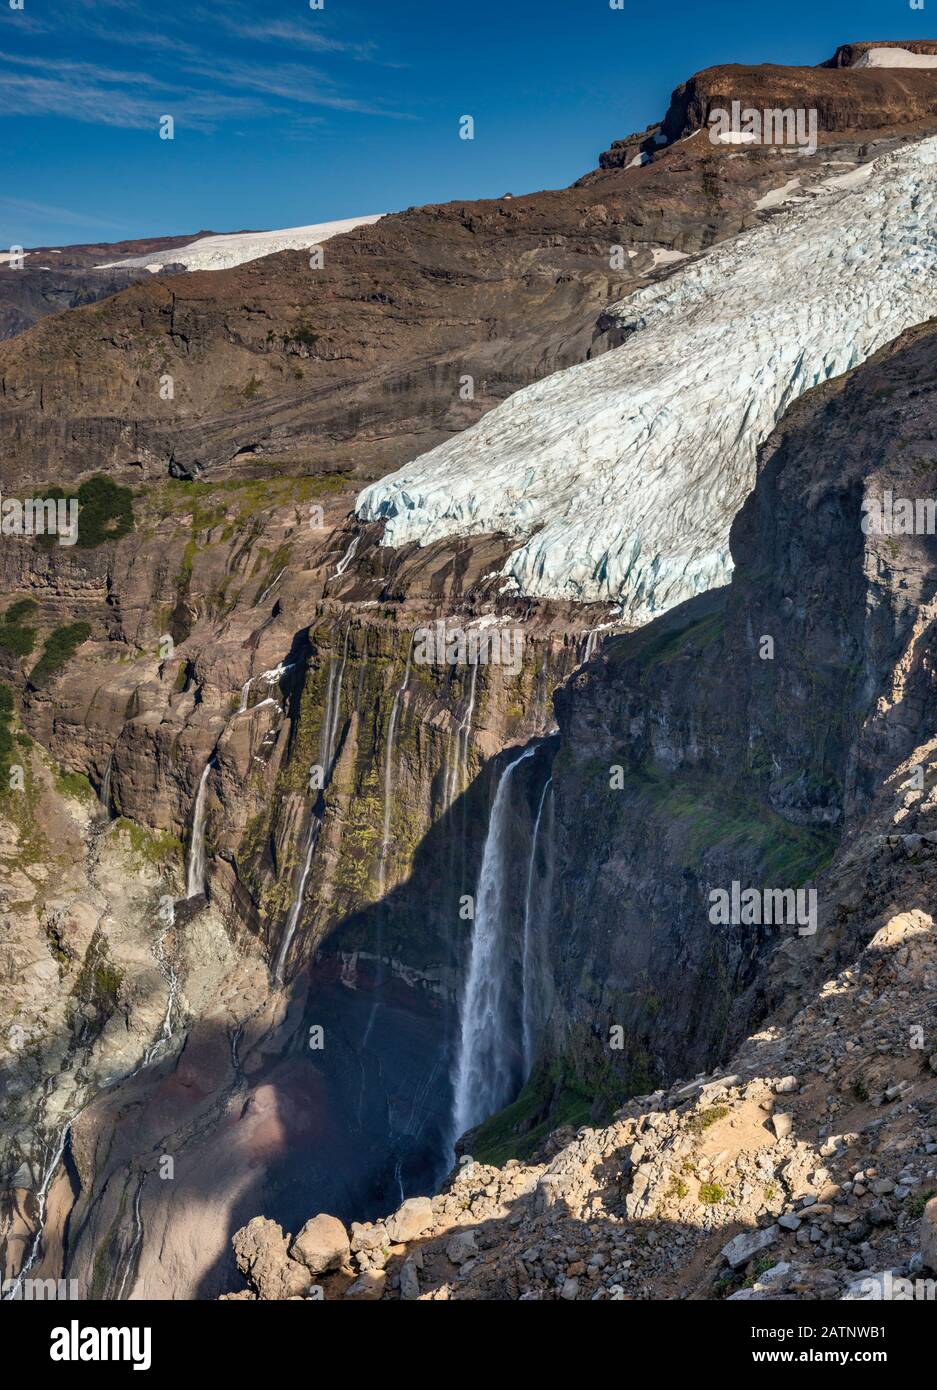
[853,46,937,68]
[96,215,384,273]
[754,178,802,211]
[356,136,937,621]
[712,130,760,145]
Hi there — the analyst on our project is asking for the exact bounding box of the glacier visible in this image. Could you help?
[356,137,937,622]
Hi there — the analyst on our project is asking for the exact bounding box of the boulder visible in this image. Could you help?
[385,1196,434,1243]
[446,1229,478,1265]
[350,1221,387,1253]
[290,1213,350,1275]
[344,1269,386,1301]
[771,1112,793,1140]
[399,1258,421,1301]
[721,1225,779,1270]
[232,1217,311,1300]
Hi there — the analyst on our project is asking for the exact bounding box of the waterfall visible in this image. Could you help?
[522,778,555,1076]
[451,745,536,1141]
[378,632,414,896]
[273,634,349,982]
[100,750,114,816]
[2,1120,75,1299]
[447,661,478,808]
[256,568,285,606]
[142,923,180,1067]
[332,533,360,579]
[185,759,214,899]
[323,627,350,767]
[240,661,292,715]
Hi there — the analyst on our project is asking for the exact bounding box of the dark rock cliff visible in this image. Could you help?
[502,318,937,1141]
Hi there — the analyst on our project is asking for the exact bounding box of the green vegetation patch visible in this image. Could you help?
[622,761,836,885]
[38,475,134,548]
[0,597,39,656]
[698,1182,725,1204]
[469,1062,596,1168]
[28,621,92,687]
[54,767,96,802]
[114,816,183,866]
[687,1104,730,1136]
[0,682,15,787]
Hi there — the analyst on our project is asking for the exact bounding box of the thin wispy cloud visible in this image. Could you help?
[0,195,129,234]
[0,0,411,131]
[213,15,381,62]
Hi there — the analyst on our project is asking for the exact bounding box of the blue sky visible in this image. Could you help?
[0,0,929,247]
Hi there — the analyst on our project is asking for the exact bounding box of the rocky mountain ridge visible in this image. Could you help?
[4,42,937,1304]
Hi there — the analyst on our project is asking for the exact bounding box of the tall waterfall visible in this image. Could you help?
[185,759,214,899]
[522,778,555,1076]
[451,745,536,1141]
[273,634,349,982]
[378,632,414,897]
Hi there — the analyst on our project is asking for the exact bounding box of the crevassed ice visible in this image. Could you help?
[356,137,937,622]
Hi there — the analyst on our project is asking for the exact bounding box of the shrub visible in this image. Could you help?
[688,1105,730,1136]
[698,1183,725,1205]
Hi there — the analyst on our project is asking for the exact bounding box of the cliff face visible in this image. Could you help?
[0,462,593,1299]
[222,318,937,1301]
[527,317,937,1121]
[658,60,937,144]
[0,233,213,342]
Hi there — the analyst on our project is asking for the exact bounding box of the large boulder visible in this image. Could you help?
[385,1196,434,1243]
[446,1230,478,1265]
[232,1217,311,1300]
[721,1225,779,1270]
[290,1213,350,1275]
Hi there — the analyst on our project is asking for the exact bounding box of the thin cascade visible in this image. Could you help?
[521,778,555,1077]
[378,631,414,897]
[142,923,180,1068]
[2,1119,75,1299]
[447,661,478,809]
[100,750,114,816]
[273,633,349,983]
[451,745,537,1143]
[332,533,360,579]
[185,758,214,899]
[240,661,293,715]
